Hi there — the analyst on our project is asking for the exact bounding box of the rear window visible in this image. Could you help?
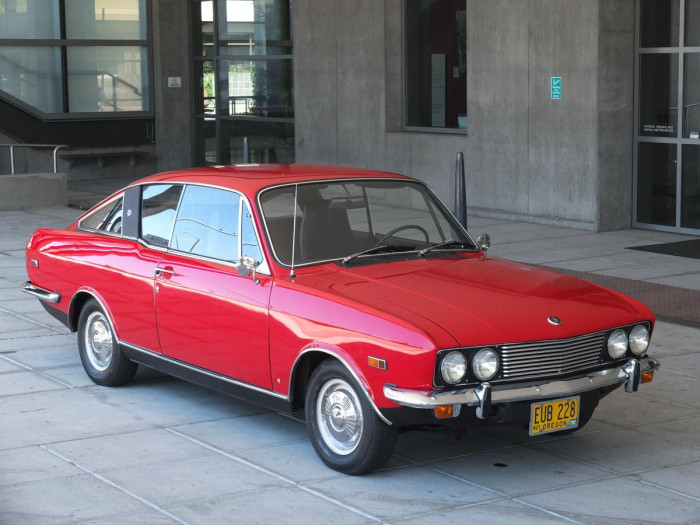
[79,196,124,235]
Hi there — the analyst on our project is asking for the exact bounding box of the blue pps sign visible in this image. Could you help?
[551,77,562,100]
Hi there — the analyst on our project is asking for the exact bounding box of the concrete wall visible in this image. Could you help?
[293,0,637,232]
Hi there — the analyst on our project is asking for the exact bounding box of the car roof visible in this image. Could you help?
[129,164,411,195]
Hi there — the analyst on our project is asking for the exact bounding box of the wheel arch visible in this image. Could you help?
[69,289,118,337]
[289,344,392,426]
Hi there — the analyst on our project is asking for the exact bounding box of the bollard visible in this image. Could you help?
[454,152,468,229]
[242,136,250,164]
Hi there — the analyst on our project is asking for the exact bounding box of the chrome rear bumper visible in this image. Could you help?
[20,281,61,303]
[384,356,660,419]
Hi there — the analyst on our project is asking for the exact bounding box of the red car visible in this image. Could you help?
[22,164,660,474]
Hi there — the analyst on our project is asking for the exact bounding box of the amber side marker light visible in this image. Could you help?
[368,356,387,370]
[434,405,453,419]
[642,371,654,384]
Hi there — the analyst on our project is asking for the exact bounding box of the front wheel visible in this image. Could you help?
[77,298,137,386]
[306,360,397,475]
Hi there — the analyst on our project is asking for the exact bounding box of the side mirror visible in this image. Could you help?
[476,233,490,254]
[235,255,257,277]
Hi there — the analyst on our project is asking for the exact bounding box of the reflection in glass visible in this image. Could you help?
[682,145,700,228]
[0,47,63,112]
[194,60,216,114]
[405,0,466,129]
[640,0,680,47]
[67,46,149,112]
[194,1,215,58]
[217,0,291,56]
[220,59,292,118]
[219,119,294,164]
[241,202,263,262]
[194,118,218,164]
[65,0,146,40]
[686,0,700,46]
[0,0,60,38]
[637,143,677,226]
[639,53,678,137]
[684,53,700,138]
[141,185,183,248]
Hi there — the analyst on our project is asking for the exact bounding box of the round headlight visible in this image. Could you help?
[473,348,499,381]
[629,324,650,356]
[607,329,628,359]
[440,351,467,384]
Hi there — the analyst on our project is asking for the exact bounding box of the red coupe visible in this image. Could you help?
[22,164,660,474]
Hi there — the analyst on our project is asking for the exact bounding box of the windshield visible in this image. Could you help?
[259,180,474,266]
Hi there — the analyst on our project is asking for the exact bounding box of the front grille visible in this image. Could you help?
[500,332,606,379]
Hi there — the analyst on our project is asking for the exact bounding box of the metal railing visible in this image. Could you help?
[0,144,67,175]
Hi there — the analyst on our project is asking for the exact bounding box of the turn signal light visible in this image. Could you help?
[642,371,654,384]
[434,405,453,419]
[368,356,387,370]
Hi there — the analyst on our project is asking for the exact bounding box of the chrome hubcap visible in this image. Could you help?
[84,311,113,372]
[316,378,363,455]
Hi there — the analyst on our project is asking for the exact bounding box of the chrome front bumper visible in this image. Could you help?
[20,281,61,303]
[383,356,660,419]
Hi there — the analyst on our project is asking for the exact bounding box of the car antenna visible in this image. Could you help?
[289,183,298,278]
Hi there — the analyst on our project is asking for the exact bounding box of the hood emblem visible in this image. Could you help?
[548,316,562,326]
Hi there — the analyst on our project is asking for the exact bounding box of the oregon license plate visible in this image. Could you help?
[529,396,580,436]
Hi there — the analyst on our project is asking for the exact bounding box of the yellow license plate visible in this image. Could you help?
[529,396,580,436]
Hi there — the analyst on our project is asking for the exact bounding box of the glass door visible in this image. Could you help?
[635,0,700,232]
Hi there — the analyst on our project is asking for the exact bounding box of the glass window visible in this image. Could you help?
[637,143,677,226]
[241,201,262,262]
[79,196,123,234]
[217,119,295,164]
[684,53,700,139]
[0,1,151,116]
[405,0,466,130]
[639,53,678,137]
[217,0,292,56]
[687,0,700,46]
[67,46,149,112]
[640,0,680,48]
[0,0,60,39]
[220,58,293,118]
[171,185,241,261]
[682,145,700,228]
[0,47,63,113]
[141,184,183,248]
[65,0,146,40]
[260,181,471,266]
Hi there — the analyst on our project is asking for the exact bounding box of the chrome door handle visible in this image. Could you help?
[155,267,175,276]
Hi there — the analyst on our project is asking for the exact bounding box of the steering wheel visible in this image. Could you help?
[375,224,430,246]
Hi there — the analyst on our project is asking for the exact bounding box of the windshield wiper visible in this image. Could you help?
[341,244,414,265]
[419,239,472,256]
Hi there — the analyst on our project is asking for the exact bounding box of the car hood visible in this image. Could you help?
[298,255,652,348]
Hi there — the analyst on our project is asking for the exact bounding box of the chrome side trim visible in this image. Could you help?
[121,341,288,400]
[384,356,661,410]
[20,282,61,303]
[291,348,393,426]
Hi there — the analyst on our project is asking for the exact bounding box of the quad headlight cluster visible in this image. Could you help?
[607,324,650,359]
[439,348,499,384]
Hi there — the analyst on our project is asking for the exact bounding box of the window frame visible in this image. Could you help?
[0,0,154,119]
[402,0,468,135]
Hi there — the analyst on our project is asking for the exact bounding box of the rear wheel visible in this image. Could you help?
[77,299,137,386]
[306,360,397,475]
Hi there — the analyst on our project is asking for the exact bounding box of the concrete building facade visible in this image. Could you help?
[1,0,698,235]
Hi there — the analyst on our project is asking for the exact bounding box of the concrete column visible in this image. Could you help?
[152,0,193,171]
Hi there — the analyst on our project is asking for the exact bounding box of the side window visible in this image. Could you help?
[79,197,124,234]
[141,184,183,248]
[171,185,240,261]
[241,201,263,263]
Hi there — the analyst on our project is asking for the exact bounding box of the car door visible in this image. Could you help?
[154,184,273,388]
